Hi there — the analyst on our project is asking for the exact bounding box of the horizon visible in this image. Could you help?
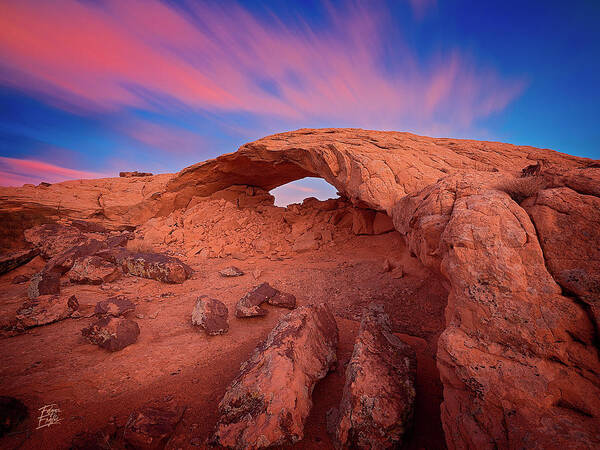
[1,0,599,203]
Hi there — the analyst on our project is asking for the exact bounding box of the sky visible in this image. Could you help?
[0,0,599,204]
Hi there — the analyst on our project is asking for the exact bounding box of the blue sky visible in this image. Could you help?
[0,0,598,203]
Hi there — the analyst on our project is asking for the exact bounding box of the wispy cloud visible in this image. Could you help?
[0,156,108,186]
[0,0,524,129]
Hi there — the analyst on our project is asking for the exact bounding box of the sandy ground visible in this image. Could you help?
[0,232,447,449]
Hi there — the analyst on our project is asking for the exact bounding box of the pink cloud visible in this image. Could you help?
[0,156,109,187]
[0,0,524,131]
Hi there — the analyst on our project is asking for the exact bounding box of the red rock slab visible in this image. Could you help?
[94,296,136,317]
[27,271,60,298]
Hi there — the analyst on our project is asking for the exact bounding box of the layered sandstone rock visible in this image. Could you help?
[212,303,338,448]
[333,304,417,449]
[523,186,600,331]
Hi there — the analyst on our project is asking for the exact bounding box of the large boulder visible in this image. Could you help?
[191,296,229,335]
[16,294,79,328]
[333,304,417,449]
[212,303,338,448]
[68,255,120,285]
[82,316,140,351]
[235,282,279,318]
[27,271,60,298]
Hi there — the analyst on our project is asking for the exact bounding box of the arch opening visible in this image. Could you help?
[270,177,339,207]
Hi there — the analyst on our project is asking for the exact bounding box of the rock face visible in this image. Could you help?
[523,186,600,331]
[333,304,417,449]
[27,271,60,298]
[68,255,121,285]
[0,248,38,275]
[235,282,279,318]
[123,405,185,449]
[82,316,140,351]
[16,294,79,328]
[392,171,600,449]
[212,303,339,448]
[191,296,229,335]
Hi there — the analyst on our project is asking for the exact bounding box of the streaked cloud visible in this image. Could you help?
[0,156,108,186]
[0,0,524,127]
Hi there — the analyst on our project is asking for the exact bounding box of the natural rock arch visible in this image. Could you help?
[156,128,600,449]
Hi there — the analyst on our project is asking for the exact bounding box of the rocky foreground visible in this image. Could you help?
[0,128,599,449]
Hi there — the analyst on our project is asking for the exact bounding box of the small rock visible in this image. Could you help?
[235,282,279,318]
[82,316,140,351]
[382,258,392,272]
[136,314,145,319]
[16,294,79,328]
[191,296,229,335]
[219,266,244,277]
[27,271,60,299]
[95,296,135,317]
[0,396,28,437]
[252,269,262,279]
[124,405,184,449]
[268,291,297,309]
[149,311,159,319]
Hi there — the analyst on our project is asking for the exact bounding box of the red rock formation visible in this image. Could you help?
[212,303,338,448]
[0,128,598,448]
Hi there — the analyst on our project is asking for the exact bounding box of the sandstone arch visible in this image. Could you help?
[159,129,600,449]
